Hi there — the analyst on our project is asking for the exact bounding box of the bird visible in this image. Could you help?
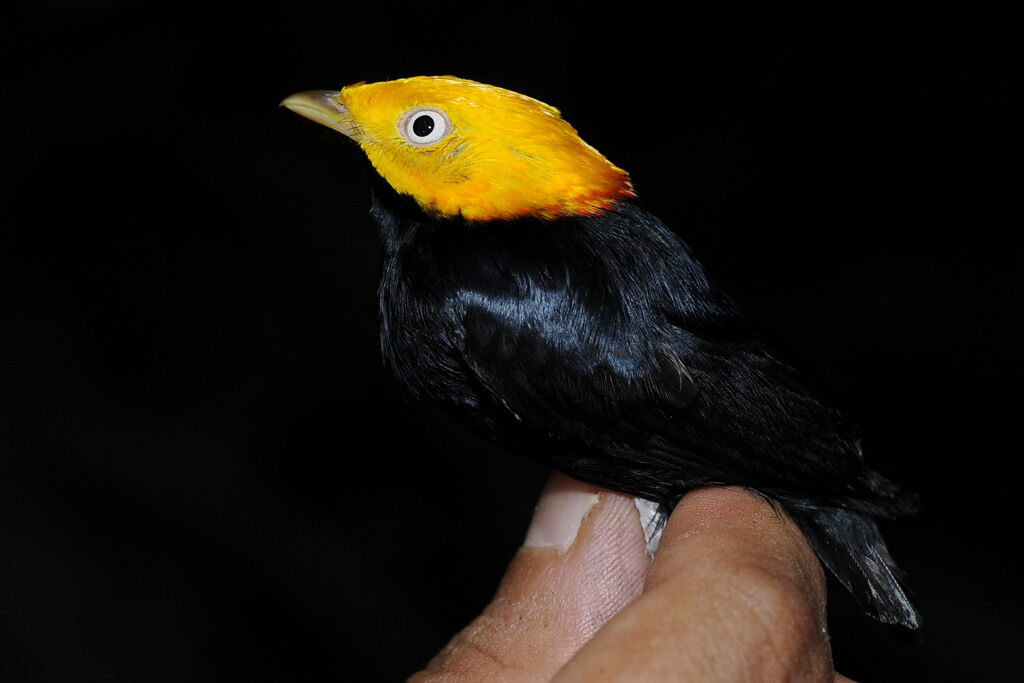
[282,75,920,629]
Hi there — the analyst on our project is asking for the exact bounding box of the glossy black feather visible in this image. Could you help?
[369,172,920,628]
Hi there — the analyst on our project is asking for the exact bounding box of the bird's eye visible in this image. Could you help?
[400,107,452,146]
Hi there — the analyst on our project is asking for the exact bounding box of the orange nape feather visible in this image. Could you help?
[319,76,635,222]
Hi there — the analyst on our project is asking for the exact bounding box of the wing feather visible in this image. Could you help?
[445,205,878,506]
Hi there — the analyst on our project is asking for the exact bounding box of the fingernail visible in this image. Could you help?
[523,473,600,553]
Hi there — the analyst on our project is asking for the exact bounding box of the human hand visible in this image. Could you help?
[409,474,854,682]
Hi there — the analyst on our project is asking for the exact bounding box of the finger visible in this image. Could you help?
[410,473,651,682]
[555,487,834,682]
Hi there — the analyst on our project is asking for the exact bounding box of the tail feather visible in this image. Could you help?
[789,504,921,629]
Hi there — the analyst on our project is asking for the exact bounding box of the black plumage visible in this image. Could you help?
[368,172,921,629]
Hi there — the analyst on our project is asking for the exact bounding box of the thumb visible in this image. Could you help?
[411,474,650,682]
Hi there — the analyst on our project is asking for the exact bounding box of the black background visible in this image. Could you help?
[3,3,1018,681]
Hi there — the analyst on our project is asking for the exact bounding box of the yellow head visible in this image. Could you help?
[282,76,635,222]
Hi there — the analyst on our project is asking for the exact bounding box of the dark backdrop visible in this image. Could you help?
[3,3,1017,681]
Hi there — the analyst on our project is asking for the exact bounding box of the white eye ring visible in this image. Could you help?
[400,107,452,146]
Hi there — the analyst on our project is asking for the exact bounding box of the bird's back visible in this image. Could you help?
[375,190,912,516]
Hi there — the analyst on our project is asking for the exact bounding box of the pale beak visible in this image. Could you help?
[280,90,362,141]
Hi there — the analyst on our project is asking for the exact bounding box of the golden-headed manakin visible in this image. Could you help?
[282,76,920,628]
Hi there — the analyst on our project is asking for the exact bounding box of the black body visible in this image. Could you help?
[369,173,920,628]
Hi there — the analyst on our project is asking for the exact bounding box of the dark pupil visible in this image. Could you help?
[412,114,435,138]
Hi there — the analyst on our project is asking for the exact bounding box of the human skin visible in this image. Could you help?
[409,476,855,682]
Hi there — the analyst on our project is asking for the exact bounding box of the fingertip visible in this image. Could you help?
[523,473,601,553]
[511,475,651,630]
[558,486,835,681]
[650,486,825,604]
[663,486,813,561]
[671,486,774,531]
[419,475,651,680]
